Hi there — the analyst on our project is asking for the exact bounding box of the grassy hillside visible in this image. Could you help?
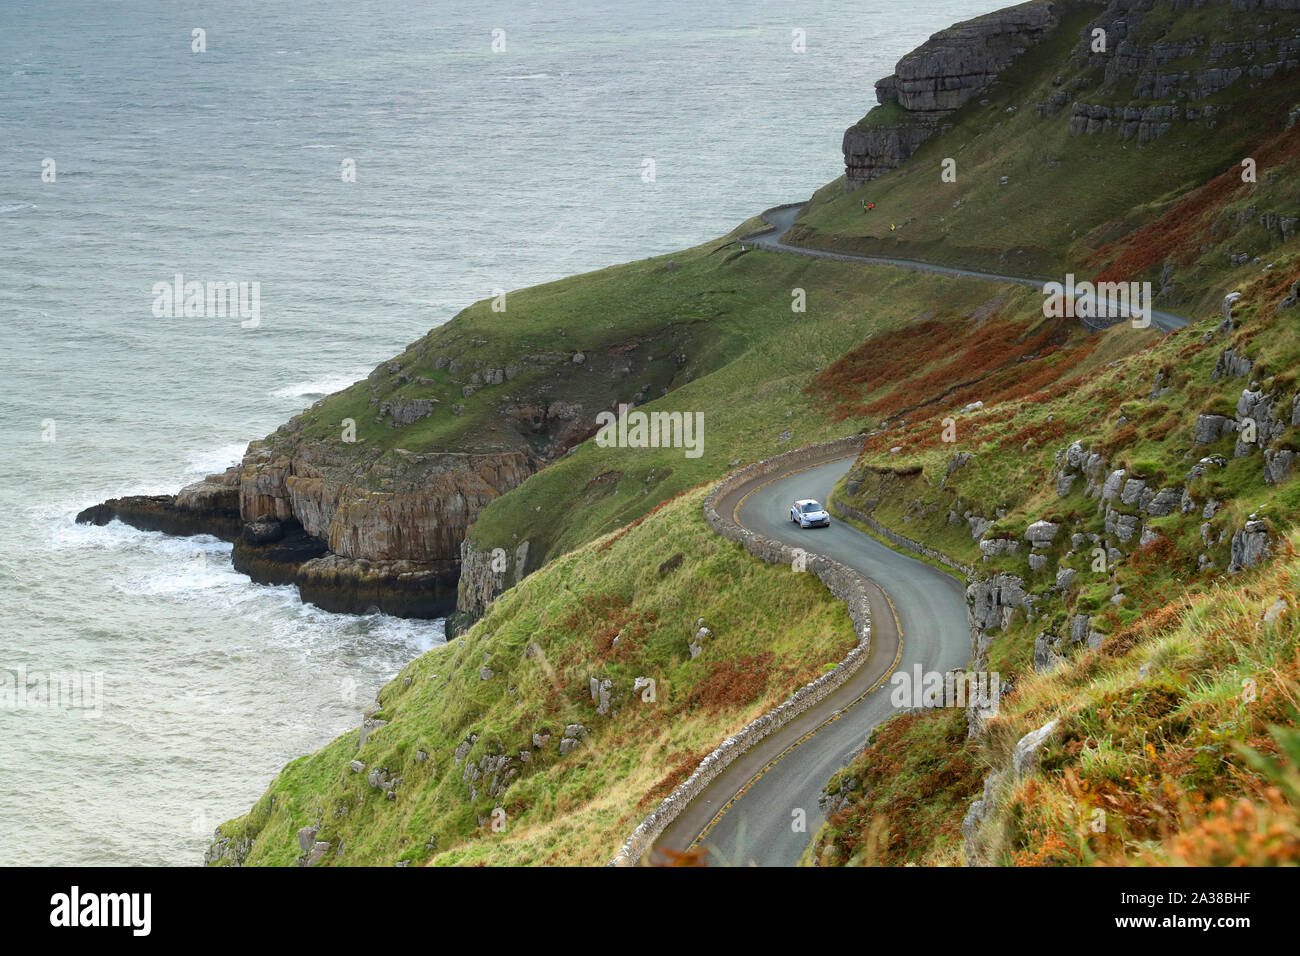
[810,527,1300,866]
[210,0,1300,867]
[208,486,855,866]
[460,0,1300,577]
[808,240,1300,866]
[461,255,1051,569]
[793,0,1300,309]
[829,257,1300,646]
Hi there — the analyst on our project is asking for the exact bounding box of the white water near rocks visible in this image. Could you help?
[0,0,988,864]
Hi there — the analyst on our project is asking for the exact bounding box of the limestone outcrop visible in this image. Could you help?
[843,1,1060,185]
[78,438,535,618]
[75,467,243,541]
[886,1,1060,116]
[1066,0,1299,143]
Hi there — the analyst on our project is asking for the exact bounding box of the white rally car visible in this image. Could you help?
[790,498,830,528]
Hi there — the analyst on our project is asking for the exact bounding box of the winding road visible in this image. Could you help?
[743,204,1190,332]
[649,203,1191,866]
[653,452,970,866]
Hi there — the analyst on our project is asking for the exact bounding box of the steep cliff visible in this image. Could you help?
[77,259,716,616]
[803,0,1300,283]
[843,0,1061,185]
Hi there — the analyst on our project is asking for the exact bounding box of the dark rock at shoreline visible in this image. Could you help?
[77,468,243,540]
[231,519,328,586]
[79,483,455,618]
[445,609,477,640]
[233,521,456,617]
[295,552,459,618]
[75,489,242,542]
[242,517,284,545]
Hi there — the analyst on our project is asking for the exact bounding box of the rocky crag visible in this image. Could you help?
[1061,0,1300,141]
[77,445,532,618]
[842,0,1061,185]
[78,353,631,617]
[77,267,711,618]
[843,0,1300,188]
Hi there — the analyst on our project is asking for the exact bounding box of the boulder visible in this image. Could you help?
[1119,478,1146,506]
[1213,347,1253,380]
[377,398,437,427]
[358,717,387,749]
[1222,290,1242,323]
[1229,520,1270,572]
[961,769,1007,867]
[978,537,1019,558]
[1193,414,1236,445]
[1012,719,1058,778]
[688,625,712,658]
[1101,469,1126,501]
[1033,633,1065,673]
[1024,520,1060,549]
[1264,448,1295,485]
[1104,508,1141,543]
[967,514,994,541]
[1144,487,1182,517]
[243,517,283,545]
[1068,614,1091,644]
[968,573,1033,632]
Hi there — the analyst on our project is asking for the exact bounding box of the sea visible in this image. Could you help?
[0,0,989,865]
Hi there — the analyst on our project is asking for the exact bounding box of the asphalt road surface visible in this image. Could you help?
[654,454,970,866]
[649,203,1190,866]
[744,204,1189,332]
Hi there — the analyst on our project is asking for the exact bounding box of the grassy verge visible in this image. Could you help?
[812,529,1300,866]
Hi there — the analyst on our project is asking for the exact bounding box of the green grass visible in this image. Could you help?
[811,528,1300,867]
[789,0,1300,302]
[211,0,1300,869]
[460,248,1035,569]
[210,486,857,866]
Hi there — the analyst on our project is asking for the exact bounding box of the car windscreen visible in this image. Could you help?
[800,502,822,513]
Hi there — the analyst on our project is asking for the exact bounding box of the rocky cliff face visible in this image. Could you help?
[843,0,1060,185]
[449,536,531,636]
[238,441,534,563]
[80,421,538,618]
[1054,0,1300,142]
[888,1,1061,115]
[78,271,711,621]
[842,120,942,187]
[845,0,1300,187]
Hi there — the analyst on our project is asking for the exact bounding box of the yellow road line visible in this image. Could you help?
[687,455,906,852]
